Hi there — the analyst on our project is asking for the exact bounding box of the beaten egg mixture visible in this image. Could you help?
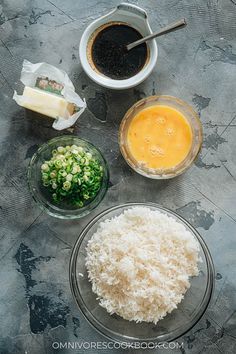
[127,105,192,169]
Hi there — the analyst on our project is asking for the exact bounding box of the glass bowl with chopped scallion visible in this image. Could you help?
[28,136,109,219]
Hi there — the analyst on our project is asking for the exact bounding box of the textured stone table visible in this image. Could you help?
[0,0,236,353]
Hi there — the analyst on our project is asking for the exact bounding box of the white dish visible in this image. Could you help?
[79,3,158,90]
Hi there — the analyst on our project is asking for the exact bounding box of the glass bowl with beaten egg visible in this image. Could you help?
[119,95,203,179]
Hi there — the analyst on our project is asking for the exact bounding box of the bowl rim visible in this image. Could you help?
[69,202,215,343]
[119,95,203,179]
[27,135,109,219]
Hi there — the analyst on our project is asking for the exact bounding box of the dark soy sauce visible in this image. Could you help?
[91,23,148,80]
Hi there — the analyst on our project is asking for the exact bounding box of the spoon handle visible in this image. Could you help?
[126,18,187,51]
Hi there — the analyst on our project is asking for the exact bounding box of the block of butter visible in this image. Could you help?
[21,86,75,119]
[13,60,86,130]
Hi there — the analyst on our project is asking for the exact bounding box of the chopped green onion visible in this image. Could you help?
[40,144,104,207]
[41,163,49,172]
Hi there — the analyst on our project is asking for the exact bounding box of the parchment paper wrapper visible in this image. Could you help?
[13,60,86,130]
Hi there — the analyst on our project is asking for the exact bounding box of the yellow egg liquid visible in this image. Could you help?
[127,105,193,169]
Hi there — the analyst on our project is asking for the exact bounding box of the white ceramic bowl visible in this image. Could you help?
[79,3,158,90]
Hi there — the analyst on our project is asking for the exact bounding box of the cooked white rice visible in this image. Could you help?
[85,207,200,324]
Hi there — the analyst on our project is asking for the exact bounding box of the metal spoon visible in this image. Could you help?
[126,18,187,51]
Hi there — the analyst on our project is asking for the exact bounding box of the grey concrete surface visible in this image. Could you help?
[0,0,236,353]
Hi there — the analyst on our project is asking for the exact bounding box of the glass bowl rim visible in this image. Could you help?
[27,135,109,219]
[69,202,215,342]
[119,95,203,179]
